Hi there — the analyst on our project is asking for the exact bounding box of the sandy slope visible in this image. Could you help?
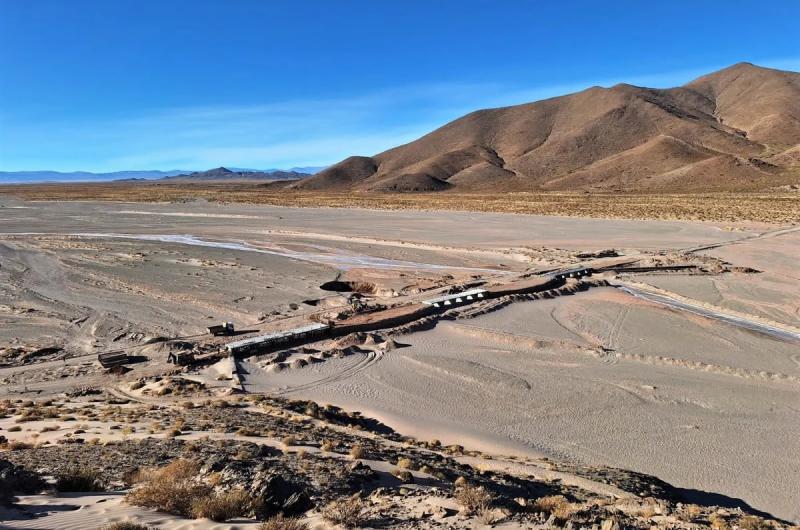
[1,493,265,530]
[265,289,800,521]
[634,228,800,327]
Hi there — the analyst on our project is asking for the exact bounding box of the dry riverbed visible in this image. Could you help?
[0,197,798,527]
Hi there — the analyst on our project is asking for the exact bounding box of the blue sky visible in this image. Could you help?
[1,1,799,172]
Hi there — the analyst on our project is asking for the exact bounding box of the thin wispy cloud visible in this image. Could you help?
[2,82,506,172]
[2,56,798,172]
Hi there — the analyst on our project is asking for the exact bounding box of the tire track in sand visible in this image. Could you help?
[268,349,384,396]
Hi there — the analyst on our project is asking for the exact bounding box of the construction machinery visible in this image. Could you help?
[208,321,235,336]
[167,351,196,366]
[98,351,129,369]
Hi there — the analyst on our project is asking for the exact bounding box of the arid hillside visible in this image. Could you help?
[296,63,800,192]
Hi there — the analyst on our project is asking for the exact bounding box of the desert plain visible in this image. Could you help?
[0,196,799,528]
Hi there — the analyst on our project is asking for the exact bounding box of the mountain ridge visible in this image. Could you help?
[295,63,800,192]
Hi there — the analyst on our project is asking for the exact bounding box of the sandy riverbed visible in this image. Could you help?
[1,198,798,523]
[252,287,800,521]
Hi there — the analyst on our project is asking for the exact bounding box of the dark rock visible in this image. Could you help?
[201,457,226,473]
[0,459,46,502]
[253,475,310,519]
[281,491,313,516]
[348,461,371,472]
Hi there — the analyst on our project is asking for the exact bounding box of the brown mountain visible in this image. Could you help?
[295,63,800,192]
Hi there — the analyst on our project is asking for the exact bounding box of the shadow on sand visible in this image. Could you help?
[676,487,790,524]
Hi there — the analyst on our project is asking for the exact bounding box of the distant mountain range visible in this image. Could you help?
[160,166,312,181]
[0,170,187,184]
[0,166,324,184]
[296,63,800,192]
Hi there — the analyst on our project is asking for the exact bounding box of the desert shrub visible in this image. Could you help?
[321,495,366,528]
[235,447,257,460]
[455,483,492,515]
[55,467,104,492]
[445,444,464,455]
[710,514,731,530]
[396,457,414,469]
[236,427,258,437]
[320,439,335,452]
[281,435,297,447]
[7,441,33,450]
[348,444,364,460]
[304,402,320,418]
[15,410,41,422]
[477,507,500,525]
[534,495,574,520]
[102,523,152,530]
[737,515,772,530]
[190,488,252,522]
[259,514,309,530]
[680,504,703,521]
[126,459,211,516]
[552,501,577,520]
[393,469,413,483]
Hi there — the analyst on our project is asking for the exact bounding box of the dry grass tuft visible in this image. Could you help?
[737,515,773,530]
[55,467,104,492]
[392,469,413,483]
[454,483,492,515]
[259,515,309,530]
[190,488,252,522]
[396,457,414,469]
[166,427,182,437]
[445,444,465,455]
[709,514,731,530]
[477,507,501,525]
[348,444,364,460]
[321,495,366,528]
[102,523,152,530]
[6,440,33,450]
[534,495,575,520]
[236,427,258,437]
[680,504,703,522]
[126,459,211,517]
[6,183,800,224]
